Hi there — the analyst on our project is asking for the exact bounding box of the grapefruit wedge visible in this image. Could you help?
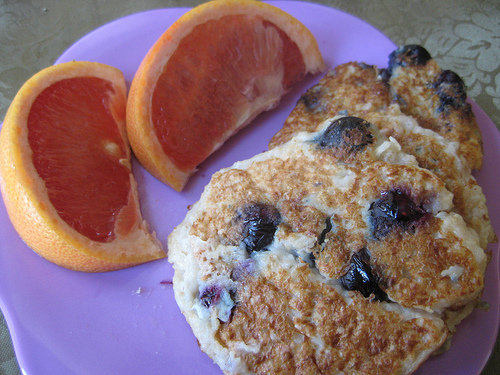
[0,61,165,272]
[127,0,325,191]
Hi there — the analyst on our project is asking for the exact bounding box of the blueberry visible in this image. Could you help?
[387,45,432,75]
[300,85,324,112]
[199,284,236,322]
[230,259,256,281]
[432,70,467,112]
[234,203,281,254]
[339,248,389,302]
[314,116,374,158]
[369,189,428,239]
[199,284,223,308]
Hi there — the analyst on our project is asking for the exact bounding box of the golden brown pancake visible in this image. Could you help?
[385,45,483,171]
[269,48,495,249]
[168,117,487,374]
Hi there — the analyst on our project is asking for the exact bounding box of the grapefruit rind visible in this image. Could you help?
[0,61,165,272]
[126,0,326,191]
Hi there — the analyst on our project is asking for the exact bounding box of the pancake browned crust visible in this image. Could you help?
[269,47,496,250]
[270,45,483,170]
[385,45,483,171]
[269,62,391,149]
[168,117,487,375]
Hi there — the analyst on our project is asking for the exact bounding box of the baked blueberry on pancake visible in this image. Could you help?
[269,47,496,250]
[364,105,496,249]
[269,62,391,149]
[168,117,487,375]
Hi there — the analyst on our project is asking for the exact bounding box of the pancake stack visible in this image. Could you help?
[168,45,495,375]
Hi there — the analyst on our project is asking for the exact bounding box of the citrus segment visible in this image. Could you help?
[0,61,165,272]
[127,0,325,191]
[28,77,131,243]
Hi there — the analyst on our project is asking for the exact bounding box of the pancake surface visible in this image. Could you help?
[269,47,496,250]
[168,117,487,375]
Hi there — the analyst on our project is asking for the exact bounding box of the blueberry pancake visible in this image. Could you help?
[364,104,496,249]
[268,61,391,149]
[385,45,483,171]
[269,49,495,250]
[168,117,487,375]
[271,45,483,170]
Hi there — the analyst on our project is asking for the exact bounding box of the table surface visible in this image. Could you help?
[0,1,498,374]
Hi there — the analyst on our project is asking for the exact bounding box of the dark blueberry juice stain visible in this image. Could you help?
[317,217,333,246]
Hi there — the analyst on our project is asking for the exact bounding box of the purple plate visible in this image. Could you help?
[0,2,498,374]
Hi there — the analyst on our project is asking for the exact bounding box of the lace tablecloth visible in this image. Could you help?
[1,1,498,374]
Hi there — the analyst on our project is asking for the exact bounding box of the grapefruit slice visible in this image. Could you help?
[127,0,325,191]
[0,61,165,272]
